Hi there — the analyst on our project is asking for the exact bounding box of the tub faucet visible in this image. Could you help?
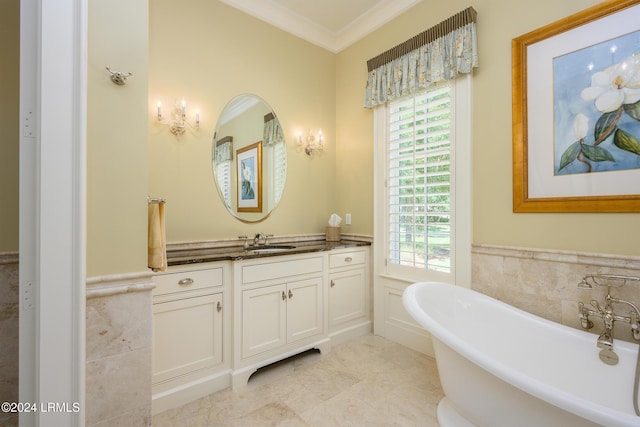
[577,274,640,351]
[597,300,615,351]
[579,299,616,350]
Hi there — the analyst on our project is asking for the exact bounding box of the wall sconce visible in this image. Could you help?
[157,98,199,136]
[298,129,324,157]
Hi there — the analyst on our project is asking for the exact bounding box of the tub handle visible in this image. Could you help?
[578,302,594,329]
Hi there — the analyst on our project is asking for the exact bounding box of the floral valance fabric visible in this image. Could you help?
[263,113,284,146]
[364,7,478,108]
[215,136,233,163]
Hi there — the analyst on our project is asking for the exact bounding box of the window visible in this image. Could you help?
[273,140,286,204]
[216,161,231,207]
[375,76,470,284]
[388,84,452,273]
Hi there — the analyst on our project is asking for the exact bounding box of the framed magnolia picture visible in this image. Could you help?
[236,141,262,213]
[512,0,640,212]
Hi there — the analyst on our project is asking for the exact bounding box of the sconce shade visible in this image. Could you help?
[157,98,199,136]
[298,128,324,157]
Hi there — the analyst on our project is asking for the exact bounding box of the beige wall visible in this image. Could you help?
[336,0,640,257]
[81,0,640,275]
[148,0,337,244]
[0,0,19,253]
[87,0,149,276]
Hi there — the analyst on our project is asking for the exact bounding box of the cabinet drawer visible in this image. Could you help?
[153,268,223,297]
[329,250,365,269]
[242,256,324,285]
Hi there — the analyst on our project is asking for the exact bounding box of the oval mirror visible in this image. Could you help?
[212,94,287,222]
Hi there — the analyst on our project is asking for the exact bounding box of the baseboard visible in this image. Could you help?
[328,320,372,346]
[152,369,232,416]
[381,320,434,356]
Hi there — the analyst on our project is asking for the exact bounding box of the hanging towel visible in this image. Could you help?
[148,202,167,272]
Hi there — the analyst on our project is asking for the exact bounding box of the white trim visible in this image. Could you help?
[39,0,86,424]
[20,0,87,425]
[453,74,473,287]
[373,76,473,354]
[152,370,232,416]
[19,0,38,422]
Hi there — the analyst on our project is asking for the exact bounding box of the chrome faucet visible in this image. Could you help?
[253,233,266,245]
[578,274,640,354]
[239,233,273,248]
[579,299,616,350]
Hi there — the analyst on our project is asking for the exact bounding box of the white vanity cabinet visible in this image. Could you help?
[232,253,329,387]
[241,277,323,358]
[151,243,371,397]
[328,247,371,343]
[151,262,231,414]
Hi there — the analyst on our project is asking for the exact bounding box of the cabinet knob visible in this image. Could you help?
[282,291,286,301]
[217,301,222,312]
[345,256,353,262]
[178,278,194,286]
[288,289,293,299]
[330,280,335,288]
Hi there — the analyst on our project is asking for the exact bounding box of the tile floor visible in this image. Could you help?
[152,335,443,426]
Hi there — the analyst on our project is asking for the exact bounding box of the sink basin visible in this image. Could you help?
[246,245,296,254]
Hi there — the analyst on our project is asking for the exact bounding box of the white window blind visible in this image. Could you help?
[274,140,286,203]
[387,83,452,273]
[216,161,231,207]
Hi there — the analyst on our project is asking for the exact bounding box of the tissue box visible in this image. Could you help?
[326,226,341,242]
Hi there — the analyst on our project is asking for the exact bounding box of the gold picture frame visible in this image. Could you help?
[512,0,640,212]
[236,141,262,213]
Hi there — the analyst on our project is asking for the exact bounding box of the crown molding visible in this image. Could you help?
[334,0,422,52]
[219,0,421,53]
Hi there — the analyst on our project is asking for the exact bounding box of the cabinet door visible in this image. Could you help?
[286,277,323,343]
[242,283,287,358]
[329,269,366,329]
[152,293,223,384]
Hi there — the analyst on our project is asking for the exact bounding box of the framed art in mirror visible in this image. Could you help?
[236,141,262,213]
[512,0,640,212]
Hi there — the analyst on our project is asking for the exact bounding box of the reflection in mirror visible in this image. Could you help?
[212,94,287,222]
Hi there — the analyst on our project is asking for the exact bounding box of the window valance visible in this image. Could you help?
[263,112,284,146]
[364,7,478,108]
[215,136,233,163]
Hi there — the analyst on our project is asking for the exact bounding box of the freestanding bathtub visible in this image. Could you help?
[402,281,640,427]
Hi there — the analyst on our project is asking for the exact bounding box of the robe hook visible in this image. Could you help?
[105,66,132,85]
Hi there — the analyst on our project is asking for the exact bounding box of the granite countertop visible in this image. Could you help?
[167,239,371,266]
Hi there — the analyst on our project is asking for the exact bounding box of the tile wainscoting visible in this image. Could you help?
[0,253,18,427]
[472,244,640,343]
[86,273,154,427]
